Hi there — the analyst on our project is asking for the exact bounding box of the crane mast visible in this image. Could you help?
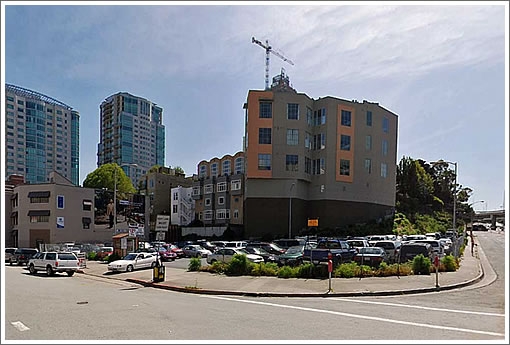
[252,36,294,90]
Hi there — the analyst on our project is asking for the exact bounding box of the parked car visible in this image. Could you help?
[182,245,212,258]
[107,252,157,272]
[353,247,389,267]
[439,238,453,255]
[206,248,264,264]
[28,251,79,276]
[273,238,306,249]
[156,248,177,262]
[96,246,114,261]
[372,240,401,263]
[346,239,370,253]
[166,244,185,258]
[398,243,433,263]
[246,242,286,255]
[243,246,279,263]
[302,239,357,265]
[196,240,217,252]
[13,248,39,266]
[278,245,305,266]
[5,247,17,265]
[411,239,444,258]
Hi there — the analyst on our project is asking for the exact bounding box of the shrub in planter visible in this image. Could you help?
[226,254,254,276]
[87,252,97,261]
[441,255,458,272]
[188,257,201,271]
[251,262,278,276]
[334,262,358,278]
[277,265,298,278]
[412,254,431,275]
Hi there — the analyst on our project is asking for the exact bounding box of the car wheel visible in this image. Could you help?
[29,264,36,274]
[126,265,134,272]
[46,266,54,276]
[67,271,75,277]
[151,262,157,268]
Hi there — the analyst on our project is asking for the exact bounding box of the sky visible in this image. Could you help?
[2,1,508,213]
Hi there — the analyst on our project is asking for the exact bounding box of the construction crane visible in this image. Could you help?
[252,36,294,90]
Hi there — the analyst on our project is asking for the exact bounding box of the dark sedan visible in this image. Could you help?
[353,247,388,267]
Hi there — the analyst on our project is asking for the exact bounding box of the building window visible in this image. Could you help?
[173,205,178,213]
[204,210,213,220]
[365,159,372,174]
[216,209,229,220]
[313,158,325,175]
[231,179,241,190]
[83,199,92,211]
[234,157,244,174]
[218,196,225,205]
[259,102,272,118]
[366,111,372,126]
[193,186,201,196]
[30,215,49,223]
[82,217,91,229]
[259,128,272,144]
[306,107,313,125]
[340,159,350,176]
[210,163,218,177]
[382,117,389,133]
[30,197,49,203]
[305,157,311,174]
[304,132,312,150]
[56,195,65,209]
[258,154,271,170]
[233,209,239,219]
[199,165,207,178]
[173,192,178,201]
[222,160,231,176]
[340,135,351,151]
[204,184,214,194]
[287,129,299,145]
[381,163,388,178]
[205,198,211,207]
[341,110,351,127]
[286,155,299,171]
[382,140,388,156]
[366,135,372,151]
[313,133,326,150]
[217,182,227,192]
[287,103,299,120]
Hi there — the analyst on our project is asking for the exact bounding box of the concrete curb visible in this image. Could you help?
[121,260,485,298]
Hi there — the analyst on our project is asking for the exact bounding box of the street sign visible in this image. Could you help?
[155,215,170,232]
[308,218,319,227]
[156,232,165,241]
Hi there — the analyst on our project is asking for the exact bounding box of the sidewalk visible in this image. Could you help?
[78,238,486,297]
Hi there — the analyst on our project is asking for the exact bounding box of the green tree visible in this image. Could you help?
[83,163,136,194]
[174,166,184,175]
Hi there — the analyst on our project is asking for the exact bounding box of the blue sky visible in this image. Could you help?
[2,2,508,212]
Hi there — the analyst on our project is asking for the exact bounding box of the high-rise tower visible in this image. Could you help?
[5,84,80,185]
[97,92,165,186]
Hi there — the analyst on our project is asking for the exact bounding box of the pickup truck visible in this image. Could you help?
[302,239,357,265]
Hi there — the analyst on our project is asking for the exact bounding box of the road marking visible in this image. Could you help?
[11,321,30,332]
[329,298,505,317]
[204,296,504,337]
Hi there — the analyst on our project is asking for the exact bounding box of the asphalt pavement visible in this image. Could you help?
[78,236,488,297]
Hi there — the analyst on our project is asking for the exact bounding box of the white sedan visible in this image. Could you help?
[206,248,264,264]
[107,252,158,272]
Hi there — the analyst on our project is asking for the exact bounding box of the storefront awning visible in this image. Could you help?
[28,191,50,198]
[27,210,50,216]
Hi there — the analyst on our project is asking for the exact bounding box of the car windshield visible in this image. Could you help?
[58,253,77,260]
[360,247,383,255]
[286,246,304,254]
[237,249,249,255]
[123,253,137,260]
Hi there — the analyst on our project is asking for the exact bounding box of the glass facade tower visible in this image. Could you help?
[4,84,80,185]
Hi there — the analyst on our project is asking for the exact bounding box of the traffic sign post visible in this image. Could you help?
[434,255,440,288]
[327,252,333,293]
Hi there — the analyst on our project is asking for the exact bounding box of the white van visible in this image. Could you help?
[223,241,248,248]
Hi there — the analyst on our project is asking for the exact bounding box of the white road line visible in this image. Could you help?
[204,296,504,337]
[11,321,30,332]
[329,298,505,317]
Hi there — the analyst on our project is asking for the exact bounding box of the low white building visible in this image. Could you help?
[170,186,195,226]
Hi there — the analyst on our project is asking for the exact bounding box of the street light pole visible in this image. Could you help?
[289,182,296,239]
[113,166,117,234]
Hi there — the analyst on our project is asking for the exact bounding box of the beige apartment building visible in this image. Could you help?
[243,71,398,239]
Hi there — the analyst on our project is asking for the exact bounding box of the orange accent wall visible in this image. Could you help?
[246,91,273,178]
[336,104,355,183]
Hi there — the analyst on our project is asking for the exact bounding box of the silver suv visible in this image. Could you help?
[28,252,79,276]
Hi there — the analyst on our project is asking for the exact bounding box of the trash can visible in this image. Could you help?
[153,263,165,283]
